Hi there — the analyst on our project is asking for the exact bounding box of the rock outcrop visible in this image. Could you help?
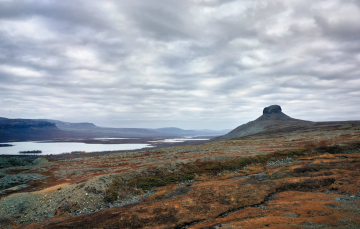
[263,105,282,114]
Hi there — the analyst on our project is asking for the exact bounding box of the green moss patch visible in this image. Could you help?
[105,178,126,202]
[278,148,307,156]
[135,173,195,190]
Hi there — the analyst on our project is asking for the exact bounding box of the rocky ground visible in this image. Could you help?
[0,122,360,228]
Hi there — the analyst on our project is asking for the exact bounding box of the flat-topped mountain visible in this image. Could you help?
[0,117,98,142]
[0,118,56,130]
[37,119,97,128]
[213,105,313,141]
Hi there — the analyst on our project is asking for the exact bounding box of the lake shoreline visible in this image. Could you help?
[0,137,214,159]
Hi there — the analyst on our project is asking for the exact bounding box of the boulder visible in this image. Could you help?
[251,174,268,181]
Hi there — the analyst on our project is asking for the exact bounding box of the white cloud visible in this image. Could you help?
[0,17,55,40]
[0,0,359,129]
[0,65,43,77]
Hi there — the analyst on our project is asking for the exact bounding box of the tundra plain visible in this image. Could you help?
[1,120,360,228]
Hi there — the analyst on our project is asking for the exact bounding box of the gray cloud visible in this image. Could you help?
[0,0,359,129]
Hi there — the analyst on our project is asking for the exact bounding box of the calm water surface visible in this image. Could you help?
[0,141,152,155]
[149,138,209,143]
[0,138,209,155]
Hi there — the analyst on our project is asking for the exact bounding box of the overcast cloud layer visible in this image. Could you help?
[0,0,359,129]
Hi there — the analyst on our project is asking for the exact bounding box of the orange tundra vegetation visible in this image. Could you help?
[1,120,360,228]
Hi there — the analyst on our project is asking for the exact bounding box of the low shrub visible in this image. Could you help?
[136,173,195,190]
[314,146,342,154]
[314,142,360,155]
[0,157,33,169]
[185,161,223,174]
[276,178,335,192]
[252,155,269,163]
[105,178,125,202]
[279,148,307,156]
[184,156,266,175]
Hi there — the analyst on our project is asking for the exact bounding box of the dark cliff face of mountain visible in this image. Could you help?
[263,105,282,114]
[255,105,295,121]
[0,118,106,143]
[0,118,57,130]
[0,118,72,142]
[213,105,312,141]
[37,119,97,129]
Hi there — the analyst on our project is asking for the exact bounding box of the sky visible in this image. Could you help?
[0,0,360,130]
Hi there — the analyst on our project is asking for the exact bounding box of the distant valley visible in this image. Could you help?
[0,117,230,143]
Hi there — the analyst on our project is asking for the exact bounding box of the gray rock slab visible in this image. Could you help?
[284,213,298,217]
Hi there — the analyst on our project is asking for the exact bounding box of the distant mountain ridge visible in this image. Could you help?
[0,118,56,130]
[38,120,229,137]
[0,117,228,143]
[37,119,96,128]
[0,117,171,142]
[150,127,230,136]
[213,105,313,141]
[0,117,81,142]
[35,120,176,138]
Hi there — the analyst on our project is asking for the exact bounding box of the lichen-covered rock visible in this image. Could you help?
[0,173,47,190]
[33,157,49,165]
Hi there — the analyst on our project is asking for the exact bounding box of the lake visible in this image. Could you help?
[0,141,153,155]
[149,138,209,143]
[0,137,210,155]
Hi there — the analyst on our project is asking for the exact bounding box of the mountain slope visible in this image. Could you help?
[213,105,313,141]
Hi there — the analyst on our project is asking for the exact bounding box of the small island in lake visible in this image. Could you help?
[0,144,13,147]
[19,150,42,155]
